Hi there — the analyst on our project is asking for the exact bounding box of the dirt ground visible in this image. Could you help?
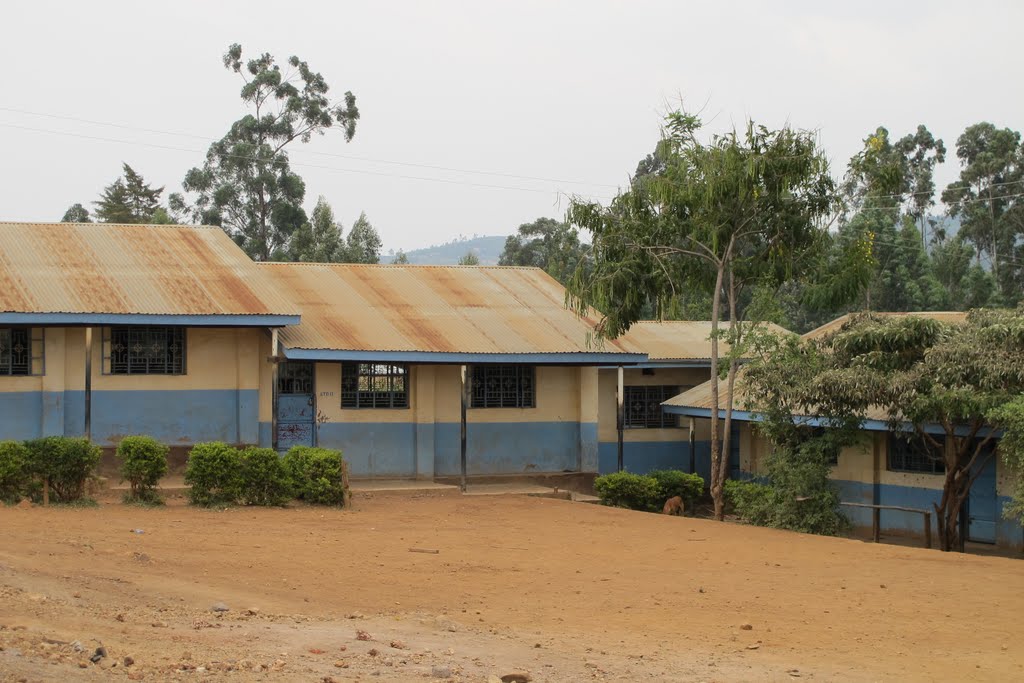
[1,491,1021,683]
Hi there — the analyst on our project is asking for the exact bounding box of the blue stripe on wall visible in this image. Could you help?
[598,440,713,481]
[0,392,44,441]
[833,479,1023,549]
[316,422,418,478]
[434,422,592,476]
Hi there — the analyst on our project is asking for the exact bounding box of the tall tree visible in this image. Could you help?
[498,217,588,285]
[391,250,409,264]
[170,43,360,261]
[567,111,837,519]
[61,203,91,223]
[457,250,480,265]
[345,212,382,264]
[94,164,164,223]
[942,123,1023,300]
[289,196,347,262]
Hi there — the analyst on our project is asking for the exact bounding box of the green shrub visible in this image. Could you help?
[648,470,704,509]
[0,440,30,504]
[723,479,775,525]
[116,436,169,503]
[723,477,847,536]
[238,447,294,506]
[24,436,101,503]
[185,442,241,506]
[283,446,350,506]
[593,471,661,511]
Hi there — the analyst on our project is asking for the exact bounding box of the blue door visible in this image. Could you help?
[277,361,315,451]
[968,453,997,544]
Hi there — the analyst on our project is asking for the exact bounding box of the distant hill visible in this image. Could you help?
[392,235,508,265]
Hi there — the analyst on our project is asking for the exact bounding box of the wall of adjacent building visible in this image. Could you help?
[596,367,712,475]
[309,363,599,479]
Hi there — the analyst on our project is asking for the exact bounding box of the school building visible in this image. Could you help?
[661,313,1024,550]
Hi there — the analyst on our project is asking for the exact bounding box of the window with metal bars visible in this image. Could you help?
[279,361,314,394]
[624,385,682,428]
[888,433,946,474]
[341,362,409,408]
[470,365,535,409]
[0,328,31,376]
[108,326,185,375]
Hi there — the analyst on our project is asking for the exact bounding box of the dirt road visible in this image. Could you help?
[1,493,1021,682]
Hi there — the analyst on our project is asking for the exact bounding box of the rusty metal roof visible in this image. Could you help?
[616,320,790,362]
[663,311,969,423]
[0,222,299,324]
[258,263,644,362]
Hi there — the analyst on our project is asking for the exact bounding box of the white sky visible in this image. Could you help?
[2,0,1021,252]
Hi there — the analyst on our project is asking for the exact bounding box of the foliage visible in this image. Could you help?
[989,396,1024,523]
[94,163,165,224]
[237,447,294,506]
[647,470,704,509]
[61,203,91,223]
[457,250,480,265]
[723,479,774,523]
[568,109,838,520]
[184,442,242,506]
[289,196,347,262]
[593,471,662,511]
[171,43,359,261]
[942,123,1023,300]
[344,212,382,264]
[116,436,169,503]
[282,446,350,506]
[23,437,101,503]
[0,440,30,504]
[391,250,409,264]
[498,217,588,285]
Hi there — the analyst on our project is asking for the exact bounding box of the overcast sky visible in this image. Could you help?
[2,1,1021,253]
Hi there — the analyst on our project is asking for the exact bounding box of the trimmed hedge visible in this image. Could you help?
[282,446,350,506]
[594,469,706,513]
[0,440,30,504]
[238,447,294,506]
[116,436,169,503]
[24,436,100,503]
[184,442,241,507]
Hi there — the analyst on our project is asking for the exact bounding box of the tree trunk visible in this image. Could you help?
[709,262,726,520]
[719,269,741,516]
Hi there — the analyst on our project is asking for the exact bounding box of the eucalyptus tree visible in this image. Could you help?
[171,43,360,261]
[289,196,347,262]
[345,212,382,264]
[567,111,837,519]
[499,217,587,284]
[60,203,91,223]
[942,123,1023,300]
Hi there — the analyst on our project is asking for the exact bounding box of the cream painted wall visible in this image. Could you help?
[597,367,711,442]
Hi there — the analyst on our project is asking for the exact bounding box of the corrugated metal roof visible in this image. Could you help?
[259,262,638,357]
[664,311,968,417]
[617,320,790,361]
[0,222,298,318]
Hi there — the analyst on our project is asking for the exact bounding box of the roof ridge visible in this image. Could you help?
[256,262,544,271]
[0,221,219,230]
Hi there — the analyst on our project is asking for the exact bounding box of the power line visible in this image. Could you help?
[0,106,622,190]
[0,122,616,201]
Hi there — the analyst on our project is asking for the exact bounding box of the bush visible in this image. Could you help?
[0,440,30,504]
[723,477,847,536]
[185,442,241,506]
[116,436,169,503]
[593,471,661,511]
[723,479,775,525]
[238,447,294,506]
[648,470,704,509]
[24,436,101,503]
[283,446,350,506]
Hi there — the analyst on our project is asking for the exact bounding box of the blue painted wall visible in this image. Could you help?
[316,422,418,478]
[434,422,589,476]
[833,479,1023,549]
[0,391,44,441]
[89,389,260,446]
[598,440,717,481]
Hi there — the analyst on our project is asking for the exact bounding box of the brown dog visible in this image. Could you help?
[662,495,684,516]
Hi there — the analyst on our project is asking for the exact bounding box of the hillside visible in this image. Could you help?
[390,235,508,265]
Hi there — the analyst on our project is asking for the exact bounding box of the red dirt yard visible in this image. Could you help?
[1,492,1021,682]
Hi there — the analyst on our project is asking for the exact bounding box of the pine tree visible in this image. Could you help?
[94,164,164,223]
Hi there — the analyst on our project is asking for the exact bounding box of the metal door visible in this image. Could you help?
[277,361,315,451]
[968,452,997,544]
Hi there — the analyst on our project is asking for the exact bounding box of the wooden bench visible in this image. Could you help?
[839,502,933,549]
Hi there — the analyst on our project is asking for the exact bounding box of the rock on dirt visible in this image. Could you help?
[431,665,452,678]
[500,674,532,683]
[210,602,230,612]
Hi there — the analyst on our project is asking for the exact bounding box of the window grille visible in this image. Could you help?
[888,433,946,474]
[471,365,535,409]
[341,362,408,408]
[0,328,43,376]
[106,326,185,375]
[279,361,314,395]
[624,385,683,428]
